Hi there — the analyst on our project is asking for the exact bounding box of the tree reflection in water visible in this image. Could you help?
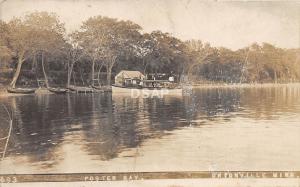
[0,85,299,171]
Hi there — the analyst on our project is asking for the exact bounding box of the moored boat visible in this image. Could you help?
[91,85,102,90]
[91,85,112,92]
[67,85,94,93]
[112,70,182,96]
[7,87,36,94]
[48,87,68,94]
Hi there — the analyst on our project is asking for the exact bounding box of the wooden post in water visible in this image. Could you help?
[1,105,13,161]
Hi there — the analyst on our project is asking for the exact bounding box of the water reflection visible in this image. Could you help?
[240,86,300,120]
[184,88,241,124]
[0,85,300,172]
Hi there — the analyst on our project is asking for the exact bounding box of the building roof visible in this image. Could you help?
[116,70,145,79]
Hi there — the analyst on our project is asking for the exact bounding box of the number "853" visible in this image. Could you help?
[0,176,17,183]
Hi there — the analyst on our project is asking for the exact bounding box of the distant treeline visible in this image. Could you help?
[0,12,300,88]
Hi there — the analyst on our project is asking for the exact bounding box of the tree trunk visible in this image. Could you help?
[32,52,37,72]
[32,53,38,81]
[106,56,117,86]
[187,62,198,81]
[10,53,24,88]
[142,58,148,75]
[79,68,85,86]
[91,58,95,86]
[41,52,49,88]
[143,62,148,75]
[67,69,71,87]
[67,60,75,87]
[106,65,112,86]
[97,62,104,86]
[73,71,76,86]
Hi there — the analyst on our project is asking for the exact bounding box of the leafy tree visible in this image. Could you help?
[261,43,285,83]
[65,33,84,87]
[23,12,66,88]
[6,18,35,88]
[185,40,219,81]
[0,21,13,68]
[78,16,142,86]
[140,31,190,79]
[4,12,66,88]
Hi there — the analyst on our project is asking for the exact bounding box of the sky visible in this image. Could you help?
[0,0,299,50]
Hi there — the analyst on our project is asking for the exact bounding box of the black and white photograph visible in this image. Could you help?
[0,0,300,186]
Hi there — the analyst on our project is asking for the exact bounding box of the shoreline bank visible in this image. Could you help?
[190,82,300,89]
[1,83,300,97]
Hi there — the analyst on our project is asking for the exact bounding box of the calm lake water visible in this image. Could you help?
[0,85,300,173]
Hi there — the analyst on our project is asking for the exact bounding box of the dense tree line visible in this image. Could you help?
[1,12,300,88]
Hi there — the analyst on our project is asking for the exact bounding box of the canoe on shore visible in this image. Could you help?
[7,87,36,94]
[67,86,94,93]
[91,85,112,92]
[48,87,68,94]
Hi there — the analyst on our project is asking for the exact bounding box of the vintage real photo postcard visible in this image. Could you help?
[0,0,300,186]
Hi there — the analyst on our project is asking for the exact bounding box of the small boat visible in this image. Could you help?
[91,85,101,90]
[67,86,94,93]
[7,87,36,94]
[48,87,68,94]
[92,85,112,92]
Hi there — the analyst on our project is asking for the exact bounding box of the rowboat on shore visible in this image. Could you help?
[67,85,94,93]
[7,87,36,94]
[48,87,68,94]
[91,85,112,92]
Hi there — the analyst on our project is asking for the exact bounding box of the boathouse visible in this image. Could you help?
[114,70,145,86]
